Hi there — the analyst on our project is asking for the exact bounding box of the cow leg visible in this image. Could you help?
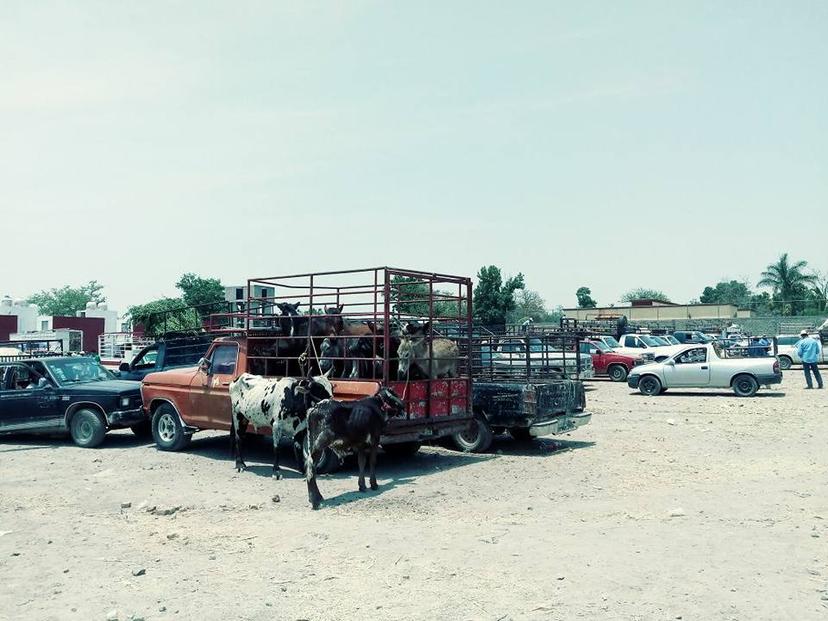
[357,448,367,492]
[233,412,249,472]
[368,433,380,491]
[271,421,283,480]
[305,424,335,510]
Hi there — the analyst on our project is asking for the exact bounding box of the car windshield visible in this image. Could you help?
[640,336,662,346]
[45,358,111,385]
[696,333,713,343]
[650,336,669,345]
[603,337,620,348]
[591,341,610,352]
[662,335,679,344]
[528,338,544,353]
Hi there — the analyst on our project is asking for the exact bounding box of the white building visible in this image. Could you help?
[225,284,276,315]
[77,301,120,333]
[0,296,39,332]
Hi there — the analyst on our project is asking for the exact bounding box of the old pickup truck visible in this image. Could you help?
[627,343,782,397]
[580,339,643,382]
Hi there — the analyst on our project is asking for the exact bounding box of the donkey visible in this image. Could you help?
[397,322,459,379]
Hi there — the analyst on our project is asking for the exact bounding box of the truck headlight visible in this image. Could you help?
[120,397,131,408]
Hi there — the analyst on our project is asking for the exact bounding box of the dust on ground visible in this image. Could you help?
[1,376,827,620]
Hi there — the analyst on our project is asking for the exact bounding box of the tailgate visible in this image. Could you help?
[383,379,472,443]
[534,380,585,419]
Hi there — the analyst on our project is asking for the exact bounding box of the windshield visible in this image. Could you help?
[650,336,669,346]
[591,341,610,352]
[528,338,545,353]
[640,336,662,347]
[663,335,680,344]
[603,336,620,348]
[45,358,111,385]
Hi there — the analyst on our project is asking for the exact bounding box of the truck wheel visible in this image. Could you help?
[508,427,533,442]
[638,375,662,396]
[732,374,759,397]
[451,413,494,453]
[130,420,152,438]
[381,441,421,458]
[608,364,628,382]
[778,356,793,370]
[295,432,340,474]
[152,404,192,451]
[70,409,107,448]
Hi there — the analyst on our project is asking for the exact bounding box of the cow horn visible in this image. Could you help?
[322,367,333,378]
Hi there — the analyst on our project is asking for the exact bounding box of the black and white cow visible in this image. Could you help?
[305,387,405,510]
[228,372,333,478]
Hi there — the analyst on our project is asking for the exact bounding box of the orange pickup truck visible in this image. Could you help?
[139,335,472,468]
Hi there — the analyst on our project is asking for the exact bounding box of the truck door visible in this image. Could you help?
[663,347,711,387]
[189,343,239,430]
[0,364,62,431]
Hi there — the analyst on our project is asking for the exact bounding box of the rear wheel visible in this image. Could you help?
[151,404,191,451]
[381,441,421,458]
[451,413,494,453]
[607,364,628,382]
[70,409,107,448]
[732,374,759,397]
[778,356,793,370]
[508,427,533,441]
[295,432,340,474]
[638,375,662,396]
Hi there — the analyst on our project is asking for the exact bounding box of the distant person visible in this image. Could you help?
[757,335,770,357]
[521,317,533,334]
[795,330,823,389]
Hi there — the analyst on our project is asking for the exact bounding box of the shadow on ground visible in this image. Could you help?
[629,390,786,399]
[0,430,153,453]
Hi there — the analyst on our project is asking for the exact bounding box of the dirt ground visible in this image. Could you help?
[1,375,827,621]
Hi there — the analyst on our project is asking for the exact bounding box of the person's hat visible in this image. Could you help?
[800,329,808,336]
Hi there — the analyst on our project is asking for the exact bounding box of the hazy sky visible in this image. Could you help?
[2,1,826,313]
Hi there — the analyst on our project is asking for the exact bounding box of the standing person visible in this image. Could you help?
[795,330,823,389]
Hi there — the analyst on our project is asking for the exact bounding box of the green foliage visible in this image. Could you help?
[620,288,671,303]
[699,280,753,307]
[473,265,525,326]
[576,286,597,308]
[388,275,463,319]
[176,273,225,315]
[126,298,200,337]
[27,281,106,316]
[509,289,552,323]
[757,253,816,316]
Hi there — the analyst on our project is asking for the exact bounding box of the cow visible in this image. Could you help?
[397,322,459,379]
[305,387,406,510]
[228,372,333,478]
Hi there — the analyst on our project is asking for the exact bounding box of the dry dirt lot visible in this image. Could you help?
[1,376,827,621]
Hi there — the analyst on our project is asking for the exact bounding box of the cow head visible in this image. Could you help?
[295,374,334,410]
[376,387,406,415]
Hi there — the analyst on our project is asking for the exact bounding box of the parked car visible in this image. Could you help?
[672,331,714,344]
[580,340,642,382]
[117,334,215,381]
[627,343,782,397]
[479,336,594,379]
[0,356,145,447]
[658,335,681,345]
[776,334,826,369]
[614,333,684,361]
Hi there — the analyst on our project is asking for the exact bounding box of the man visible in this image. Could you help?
[795,330,823,389]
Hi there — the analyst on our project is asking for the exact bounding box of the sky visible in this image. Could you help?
[1,1,826,313]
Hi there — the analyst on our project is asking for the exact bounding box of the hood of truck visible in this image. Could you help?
[142,365,199,387]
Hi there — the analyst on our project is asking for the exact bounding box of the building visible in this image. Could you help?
[0,297,39,340]
[225,284,276,315]
[563,298,753,322]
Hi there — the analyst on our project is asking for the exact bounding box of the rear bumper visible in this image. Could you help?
[106,407,146,427]
[381,416,472,444]
[756,372,783,386]
[529,411,592,437]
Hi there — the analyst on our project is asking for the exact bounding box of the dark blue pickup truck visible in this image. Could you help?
[117,335,215,382]
[0,356,145,447]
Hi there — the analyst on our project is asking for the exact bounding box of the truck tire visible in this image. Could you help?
[295,432,340,474]
[451,413,494,453]
[70,409,107,448]
[638,375,662,396]
[152,404,192,451]
[381,441,422,457]
[607,364,628,382]
[508,427,533,441]
[732,374,759,397]
[778,356,793,370]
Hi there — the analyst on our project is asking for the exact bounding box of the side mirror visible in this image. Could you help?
[198,357,211,373]
[665,359,675,366]
[119,362,130,372]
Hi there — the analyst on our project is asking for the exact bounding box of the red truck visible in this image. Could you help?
[139,268,474,469]
[579,339,643,382]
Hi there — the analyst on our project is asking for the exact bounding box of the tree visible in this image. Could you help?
[509,289,551,323]
[27,281,106,316]
[176,273,225,314]
[699,280,752,307]
[126,298,200,337]
[388,275,461,319]
[473,266,525,326]
[620,288,671,303]
[757,253,816,315]
[576,286,597,308]
[809,270,828,313]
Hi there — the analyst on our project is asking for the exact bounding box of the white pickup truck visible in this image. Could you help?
[775,334,827,369]
[612,333,684,361]
[627,343,782,397]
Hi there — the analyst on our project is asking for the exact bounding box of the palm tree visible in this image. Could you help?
[757,253,816,315]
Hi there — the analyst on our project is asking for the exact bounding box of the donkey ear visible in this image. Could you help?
[422,321,431,333]
[336,304,344,314]
[367,321,377,333]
